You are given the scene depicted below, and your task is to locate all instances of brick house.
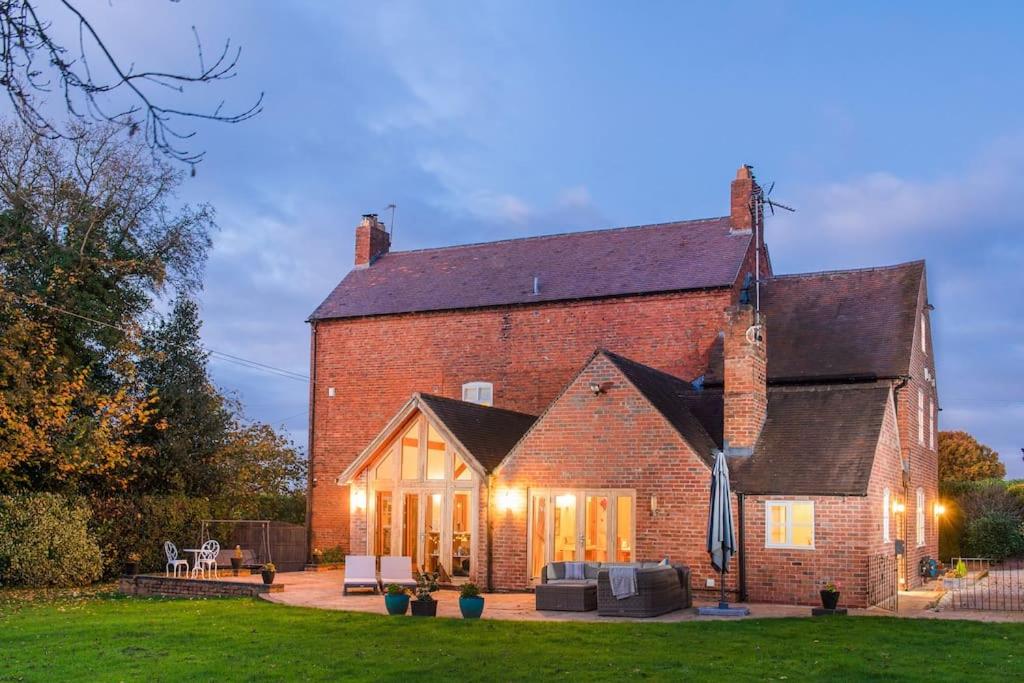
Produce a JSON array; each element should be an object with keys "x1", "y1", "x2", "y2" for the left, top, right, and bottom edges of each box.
[{"x1": 308, "y1": 166, "x2": 939, "y2": 607}]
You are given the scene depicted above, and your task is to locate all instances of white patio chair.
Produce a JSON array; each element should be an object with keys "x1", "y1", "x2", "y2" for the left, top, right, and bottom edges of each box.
[
  {"x1": 343, "y1": 555, "x2": 379, "y2": 595},
  {"x1": 192, "y1": 540, "x2": 220, "y2": 579},
  {"x1": 164, "y1": 541, "x2": 189, "y2": 578},
  {"x1": 379, "y1": 556, "x2": 417, "y2": 591}
]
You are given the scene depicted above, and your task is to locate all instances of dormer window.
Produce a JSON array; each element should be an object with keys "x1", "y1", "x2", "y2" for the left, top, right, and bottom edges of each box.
[{"x1": 462, "y1": 381, "x2": 493, "y2": 406}]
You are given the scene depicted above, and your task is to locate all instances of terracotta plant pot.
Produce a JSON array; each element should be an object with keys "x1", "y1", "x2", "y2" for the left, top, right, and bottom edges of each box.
[
  {"x1": 820, "y1": 590, "x2": 840, "y2": 610},
  {"x1": 385, "y1": 593, "x2": 410, "y2": 615},
  {"x1": 261, "y1": 570, "x2": 276, "y2": 585},
  {"x1": 230, "y1": 557, "x2": 243, "y2": 576},
  {"x1": 459, "y1": 596, "x2": 484, "y2": 619},
  {"x1": 410, "y1": 599, "x2": 438, "y2": 617}
]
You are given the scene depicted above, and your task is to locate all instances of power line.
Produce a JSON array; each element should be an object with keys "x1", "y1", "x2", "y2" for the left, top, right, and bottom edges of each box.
[{"x1": 14, "y1": 296, "x2": 310, "y2": 383}]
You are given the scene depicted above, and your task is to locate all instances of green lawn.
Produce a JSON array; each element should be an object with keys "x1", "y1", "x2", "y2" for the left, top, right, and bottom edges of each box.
[{"x1": 1, "y1": 592, "x2": 1021, "y2": 681}]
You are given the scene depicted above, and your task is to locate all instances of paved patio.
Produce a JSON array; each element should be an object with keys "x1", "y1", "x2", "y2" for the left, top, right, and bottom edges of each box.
[{"x1": 207, "y1": 568, "x2": 1024, "y2": 623}]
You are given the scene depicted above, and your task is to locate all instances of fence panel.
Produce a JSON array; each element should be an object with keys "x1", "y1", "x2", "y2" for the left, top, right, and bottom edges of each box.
[{"x1": 948, "y1": 559, "x2": 1024, "y2": 612}]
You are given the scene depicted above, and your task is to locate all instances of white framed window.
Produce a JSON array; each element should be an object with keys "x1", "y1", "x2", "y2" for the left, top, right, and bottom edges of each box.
[
  {"x1": 916, "y1": 487, "x2": 926, "y2": 547},
  {"x1": 883, "y1": 487, "x2": 891, "y2": 542},
  {"x1": 917, "y1": 389, "x2": 925, "y2": 445},
  {"x1": 929, "y1": 399, "x2": 936, "y2": 451},
  {"x1": 461, "y1": 381, "x2": 493, "y2": 406},
  {"x1": 764, "y1": 501, "x2": 814, "y2": 549},
  {"x1": 921, "y1": 312, "x2": 927, "y2": 354}
]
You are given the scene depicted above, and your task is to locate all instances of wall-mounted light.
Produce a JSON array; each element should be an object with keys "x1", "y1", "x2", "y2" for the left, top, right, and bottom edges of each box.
[
  {"x1": 588, "y1": 381, "x2": 614, "y2": 395},
  {"x1": 934, "y1": 502, "x2": 946, "y2": 516},
  {"x1": 892, "y1": 500, "x2": 906, "y2": 514},
  {"x1": 497, "y1": 488, "x2": 521, "y2": 512},
  {"x1": 351, "y1": 488, "x2": 366, "y2": 512}
]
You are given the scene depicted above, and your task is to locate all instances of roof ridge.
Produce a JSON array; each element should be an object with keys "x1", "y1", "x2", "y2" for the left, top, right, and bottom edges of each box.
[
  {"x1": 418, "y1": 392, "x2": 538, "y2": 419},
  {"x1": 380, "y1": 216, "x2": 733, "y2": 258},
  {"x1": 772, "y1": 259, "x2": 925, "y2": 281},
  {"x1": 600, "y1": 349, "x2": 695, "y2": 387}
]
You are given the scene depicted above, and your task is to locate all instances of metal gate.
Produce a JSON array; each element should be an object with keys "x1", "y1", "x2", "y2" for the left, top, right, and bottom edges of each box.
[
  {"x1": 947, "y1": 559, "x2": 1024, "y2": 611},
  {"x1": 868, "y1": 552, "x2": 899, "y2": 611}
]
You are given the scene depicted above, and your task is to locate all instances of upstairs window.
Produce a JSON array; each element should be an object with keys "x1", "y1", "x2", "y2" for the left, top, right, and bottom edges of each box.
[
  {"x1": 921, "y1": 312, "x2": 927, "y2": 354},
  {"x1": 917, "y1": 389, "x2": 925, "y2": 445},
  {"x1": 462, "y1": 381, "x2": 493, "y2": 406},
  {"x1": 929, "y1": 399, "x2": 936, "y2": 451}
]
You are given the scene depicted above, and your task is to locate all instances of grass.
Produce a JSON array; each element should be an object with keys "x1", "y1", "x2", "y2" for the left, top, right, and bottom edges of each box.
[{"x1": 1, "y1": 591, "x2": 1023, "y2": 681}]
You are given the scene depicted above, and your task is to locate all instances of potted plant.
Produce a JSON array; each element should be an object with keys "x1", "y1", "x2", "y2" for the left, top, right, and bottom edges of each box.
[
  {"x1": 311, "y1": 548, "x2": 324, "y2": 565},
  {"x1": 261, "y1": 562, "x2": 276, "y2": 585},
  {"x1": 820, "y1": 580, "x2": 840, "y2": 610},
  {"x1": 384, "y1": 583, "x2": 410, "y2": 615},
  {"x1": 410, "y1": 570, "x2": 439, "y2": 617},
  {"x1": 458, "y1": 582, "x2": 484, "y2": 619},
  {"x1": 124, "y1": 552, "x2": 140, "y2": 576},
  {"x1": 231, "y1": 545, "x2": 244, "y2": 575}
]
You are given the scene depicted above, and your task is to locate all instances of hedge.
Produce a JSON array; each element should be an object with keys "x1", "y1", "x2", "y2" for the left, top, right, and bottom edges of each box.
[
  {"x1": 0, "y1": 492, "x2": 305, "y2": 586},
  {"x1": 0, "y1": 494, "x2": 102, "y2": 587},
  {"x1": 939, "y1": 479, "x2": 1024, "y2": 561}
]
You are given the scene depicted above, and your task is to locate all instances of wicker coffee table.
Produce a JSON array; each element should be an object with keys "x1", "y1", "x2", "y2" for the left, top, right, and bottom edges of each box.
[{"x1": 535, "y1": 582, "x2": 597, "y2": 611}]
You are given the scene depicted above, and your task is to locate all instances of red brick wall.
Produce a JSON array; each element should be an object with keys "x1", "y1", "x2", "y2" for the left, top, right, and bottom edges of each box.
[
  {"x1": 722, "y1": 305, "x2": 767, "y2": 451},
  {"x1": 309, "y1": 287, "x2": 739, "y2": 552},
  {"x1": 488, "y1": 353, "x2": 732, "y2": 593},
  {"x1": 896, "y1": 268, "x2": 940, "y2": 583}
]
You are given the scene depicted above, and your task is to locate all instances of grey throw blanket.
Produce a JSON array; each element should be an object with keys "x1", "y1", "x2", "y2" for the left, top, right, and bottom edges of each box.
[
  {"x1": 609, "y1": 566, "x2": 638, "y2": 599},
  {"x1": 564, "y1": 562, "x2": 586, "y2": 580}
]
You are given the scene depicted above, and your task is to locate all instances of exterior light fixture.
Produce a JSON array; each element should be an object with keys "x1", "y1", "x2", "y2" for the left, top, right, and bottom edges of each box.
[
  {"x1": 934, "y1": 502, "x2": 946, "y2": 516},
  {"x1": 497, "y1": 488, "x2": 520, "y2": 512},
  {"x1": 892, "y1": 500, "x2": 906, "y2": 514},
  {"x1": 351, "y1": 488, "x2": 366, "y2": 512},
  {"x1": 589, "y1": 381, "x2": 614, "y2": 395}
]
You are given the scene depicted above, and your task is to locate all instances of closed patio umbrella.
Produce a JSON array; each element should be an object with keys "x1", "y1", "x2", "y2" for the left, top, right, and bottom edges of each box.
[{"x1": 706, "y1": 449, "x2": 736, "y2": 609}]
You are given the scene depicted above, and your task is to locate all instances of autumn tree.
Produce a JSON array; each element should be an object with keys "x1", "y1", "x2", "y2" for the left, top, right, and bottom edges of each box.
[
  {"x1": 938, "y1": 430, "x2": 1005, "y2": 482},
  {"x1": 0, "y1": 122, "x2": 211, "y2": 492}
]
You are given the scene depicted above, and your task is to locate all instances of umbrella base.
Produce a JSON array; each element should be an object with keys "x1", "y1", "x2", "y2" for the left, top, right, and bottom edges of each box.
[{"x1": 697, "y1": 605, "x2": 751, "y2": 617}]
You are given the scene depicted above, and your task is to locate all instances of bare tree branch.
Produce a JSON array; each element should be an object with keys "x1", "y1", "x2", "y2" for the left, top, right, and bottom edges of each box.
[{"x1": 0, "y1": 0, "x2": 262, "y2": 166}]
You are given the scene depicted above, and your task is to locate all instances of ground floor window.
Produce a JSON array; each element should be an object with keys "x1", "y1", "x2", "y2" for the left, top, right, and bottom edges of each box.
[
  {"x1": 765, "y1": 500, "x2": 814, "y2": 549},
  {"x1": 527, "y1": 489, "x2": 635, "y2": 582}
]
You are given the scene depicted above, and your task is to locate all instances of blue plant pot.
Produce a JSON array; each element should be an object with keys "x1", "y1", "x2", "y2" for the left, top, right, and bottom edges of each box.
[
  {"x1": 459, "y1": 596, "x2": 484, "y2": 619},
  {"x1": 385, "y1": 593, "x2": 409, "y2": 615}
]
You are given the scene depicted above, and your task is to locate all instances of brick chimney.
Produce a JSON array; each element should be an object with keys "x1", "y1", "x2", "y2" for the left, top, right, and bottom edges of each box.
[
  {"x1": 730, "y1": 165, "x2": 762, "y2": 234},
  {"x1": 722, "y1": 304, "x2": 767, "y2": 456},
  {"x1": 354, "y1": 213, "x2": 390, "y2": 267}
]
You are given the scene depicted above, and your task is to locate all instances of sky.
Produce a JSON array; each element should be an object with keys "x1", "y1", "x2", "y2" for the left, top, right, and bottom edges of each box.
[{"x1": 35, "y1": 1, "x2": 1024, "y2": 476}]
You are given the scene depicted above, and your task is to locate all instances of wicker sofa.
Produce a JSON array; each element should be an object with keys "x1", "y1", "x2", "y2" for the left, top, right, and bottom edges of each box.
[
  {"x1": 539, "y1": 561, "x2": 692, "y2": 617},
  {"x1": 596, "y1": 565, "x2": 691, "y2": 617}
]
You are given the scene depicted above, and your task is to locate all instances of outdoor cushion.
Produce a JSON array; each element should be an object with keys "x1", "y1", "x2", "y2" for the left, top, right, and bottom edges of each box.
[
  {"x1": 584, "y1": 563, "x2": 602, "y2": 580},
  {"x1": 546, "y1": 562, "x2": 566, "y2": 581},
  {"x1": 547, "y1": 579, "x2": 594, "y2": 586},
  {"x1": 343, "y1": 555, "x2": 379, "y2": 594}
]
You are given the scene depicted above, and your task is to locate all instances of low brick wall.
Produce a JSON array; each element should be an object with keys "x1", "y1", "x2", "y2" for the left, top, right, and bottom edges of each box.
[{"x1": 119, "y1": 574, "x2": 283, "y2": 598}]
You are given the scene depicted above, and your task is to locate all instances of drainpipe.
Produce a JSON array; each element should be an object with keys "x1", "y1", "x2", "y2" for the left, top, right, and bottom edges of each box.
[
  {"x1": 738, "y1": 492, "x2": 748, "y2": 603},
  {"x1": 305, "y1": 321, "x2": 318, "y2": 563}
]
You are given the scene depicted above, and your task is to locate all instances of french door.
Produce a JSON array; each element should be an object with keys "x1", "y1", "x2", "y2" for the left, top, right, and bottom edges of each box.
[{"x1": 528, "y1": 489, "x2": 635, "y2": 583}]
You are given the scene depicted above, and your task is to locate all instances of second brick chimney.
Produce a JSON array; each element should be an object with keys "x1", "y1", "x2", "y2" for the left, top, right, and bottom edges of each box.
[
  {"x1": 730, "y1": 164, "x2": 762, "y2": 234},
  {"x1": 354, "y1": 213, "x2": 391, "y2": 267},
  {"x1": 723, "y1": 304, "x2": 767, "y2": 456}
]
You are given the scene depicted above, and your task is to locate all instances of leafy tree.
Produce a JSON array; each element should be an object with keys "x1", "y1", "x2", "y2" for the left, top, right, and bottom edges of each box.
[
  {"x1": 134, "y1": 297, "x2": 233, "y2": 495},
  {"x1": 0, "y1": 122, "x2": 210, "y2": 492},
  {"x1": 938, "y1": 430, "x2": 1005, "y2": 482}
]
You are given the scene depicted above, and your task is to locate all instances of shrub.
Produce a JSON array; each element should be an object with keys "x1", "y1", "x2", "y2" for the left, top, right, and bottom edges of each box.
[
  {"x1": 0, "y1": 494, "x2": 102, "y2": 587},
  {"x1": 963, "y1": 512, "x2": 1024, "y2": 560},
  {"x1": 459, "y1": 582, "x2": 481, "y2": 598},
  {"x1": 321, "y1": 545, "x2": 344, "y2": 564}
]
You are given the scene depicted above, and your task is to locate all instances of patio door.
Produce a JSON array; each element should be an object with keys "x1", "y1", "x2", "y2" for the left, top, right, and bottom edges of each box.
[{"x1": 527, "y1": 489, "x2": 635, "y2": 583}]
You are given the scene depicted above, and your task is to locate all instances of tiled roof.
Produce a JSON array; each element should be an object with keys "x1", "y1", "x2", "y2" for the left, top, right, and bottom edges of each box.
[
  {"x1": 706, "y1": 261, "x2": 925, "y2": 383},
  {"x1": 309, "y1": 217, "x2": 749, "y2": 320},
  {"x1": 729, "y1": 385, "x2": 891, "y2": 496},
  {"x1": 419, "y1": 394, "x2": 537, "y2": 472},
  {"x1": 603, "y1": 351, "x2": 719, "y2": 466}
]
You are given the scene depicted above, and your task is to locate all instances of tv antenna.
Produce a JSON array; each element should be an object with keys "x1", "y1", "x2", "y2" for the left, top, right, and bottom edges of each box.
[
  {"x1": 757, "y1": 180, "x2": 796, "y2": 216},
  {"x1": 746, "y1": 166, "x2": 797, "y2": 327},
  {"x1": 385, "y1": 203, "x2": 397, "y2": 241}
]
